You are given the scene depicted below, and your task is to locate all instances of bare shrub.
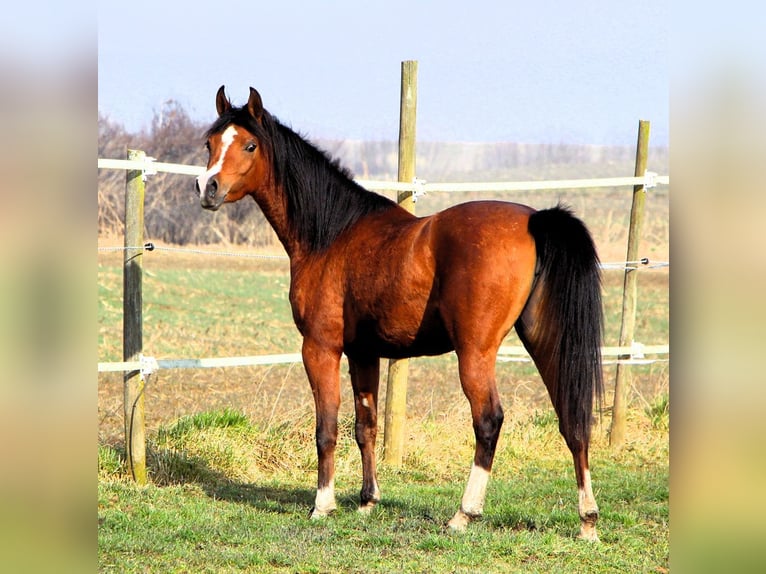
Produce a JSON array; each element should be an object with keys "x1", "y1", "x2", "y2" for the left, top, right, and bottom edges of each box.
[{"x1": 98, "y1": 101, "x2": 280, "y2": 247}]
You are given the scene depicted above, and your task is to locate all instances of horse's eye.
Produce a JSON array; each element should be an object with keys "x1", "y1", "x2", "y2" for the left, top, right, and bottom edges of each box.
[
  {"x1": 245, "y1": 142, "x2": 257, "y2": 153},
  {"x1": 204, "y1": 141, "x2": 210, "y2": 151}
]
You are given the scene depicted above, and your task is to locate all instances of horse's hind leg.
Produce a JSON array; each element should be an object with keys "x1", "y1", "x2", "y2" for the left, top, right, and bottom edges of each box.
[
  {"x1": 349, "y1": 357, "x2": 382, "y2": 513},
  {"x1": 516, "y1": 318, "x2": 600, "y2": 541},
  {"x1": 447, "y1": 350, "x2": 504, "y2": 531},
  {"x1": 545, "y1": 399, "x2": 600, "y2": 540},
  {"x1": 571, "y1": 441, "x2": 599, "y2": 541}
]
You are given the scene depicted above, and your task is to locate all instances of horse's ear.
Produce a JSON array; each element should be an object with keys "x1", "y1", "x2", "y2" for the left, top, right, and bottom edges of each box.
[
  {"x1": 215, "y1": 85, "x2": 231, "y2": 116},
  {"x1": 247, "y1": 87, "x2": 264, "y2": 122}
]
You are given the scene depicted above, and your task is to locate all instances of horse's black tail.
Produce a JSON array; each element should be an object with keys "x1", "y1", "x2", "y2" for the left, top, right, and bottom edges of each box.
[{"x1": 519, "y1": 205, "x2": 603, "y2": 445}]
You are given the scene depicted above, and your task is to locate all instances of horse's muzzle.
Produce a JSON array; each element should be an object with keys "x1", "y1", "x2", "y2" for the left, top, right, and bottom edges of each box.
[{"x1": 196, "y1": 177, "x2": 226, "y2": 210}]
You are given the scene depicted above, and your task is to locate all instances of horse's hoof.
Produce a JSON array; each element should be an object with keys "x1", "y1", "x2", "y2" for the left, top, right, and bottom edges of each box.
[
  {"x1": 356, "y1": 503, "x2": 375, "y2": 516},
  {"x1": 309, "y1": 506, "x2": 336, "y2": 520},
  {"x1": 578, "y1": 524, "x2": 600, "y2": 542},
  {"x1": 578, "y1": 511, "x2": 600, "y2": 542},
  {"x1": 357, "y1": 502, "x2": 377, "y2": 515},
  {"x1": 447, "y1": 509, "x2": 476, "y2": 532}
]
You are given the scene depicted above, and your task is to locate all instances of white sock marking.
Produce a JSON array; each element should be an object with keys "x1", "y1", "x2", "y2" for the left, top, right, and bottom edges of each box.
[
  {"x1": 314, "y1": 480, "x2": 336, "y2": 514},
  {"x1": 578, "y1": 468, "x2": 598, "y2": 515},
  {"x1": 461, "y1": 464, "x2": 490, "y2": 516}
]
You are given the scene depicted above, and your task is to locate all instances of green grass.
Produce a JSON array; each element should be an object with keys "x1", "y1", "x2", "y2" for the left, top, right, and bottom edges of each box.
[
  {"x1": 98, "y1": 480, "x2": 666, "y2": 573},
  {"x1": 99, "y1": 409, "x2": 668, "y2": 573},
  {"x1": 98, "y1": 262, "x2": 299, "y2": 362},
  {"x1": 157, "y1": 408, "x2": 251, "y2": 440},
  {"x1": 644, "y1": 394, "x2": 670, "y2": 431}
]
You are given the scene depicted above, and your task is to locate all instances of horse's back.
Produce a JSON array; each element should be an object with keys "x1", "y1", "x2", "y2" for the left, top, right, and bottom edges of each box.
[
  {"x1": 430, "y1": 200, "x2": 537, "y2": 272},
  {"x1": 352, "y1": 200, "x2": 537, "y2": 357},
  {"x1": 432, "y1": 200, "x2": 535, "y2": 240}
]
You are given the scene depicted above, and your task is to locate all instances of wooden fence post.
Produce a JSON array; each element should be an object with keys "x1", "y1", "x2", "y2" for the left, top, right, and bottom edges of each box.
[
  {"x1": 609, "y1": 120, "x2": 651, "y2": 448},
  {"x1": 124, "y1": 149, "x2": 148, "y2": 483},
  {"x1": 383, "y1": 60, "x2": 418, "y2": 466}
]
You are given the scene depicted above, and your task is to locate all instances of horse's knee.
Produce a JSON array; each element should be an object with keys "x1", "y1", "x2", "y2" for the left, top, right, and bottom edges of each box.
[
  {"x1": 473, "y1": 404, "x2": 504, "y2": 467},
  {"x1": 355, "y1": 420, "x2": 376, "y2": 448},
  {"x1": 315, "y1": 422, "x2": 337, "y2": 455},
  {"x1": 555, "y1": 413, "x2": 588, "y2": 451},
  {"x1": 475, "y1": 404, "x2": 504, "y2": 440}
]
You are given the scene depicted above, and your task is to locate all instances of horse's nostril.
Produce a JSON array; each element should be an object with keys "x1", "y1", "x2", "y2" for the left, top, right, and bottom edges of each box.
[{"x1": 206, "y1": 179, "x2": 218, "y2": 197}]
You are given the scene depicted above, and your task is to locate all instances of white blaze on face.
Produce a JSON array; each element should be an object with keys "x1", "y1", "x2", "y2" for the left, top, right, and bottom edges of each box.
[
  {"x1": 460, "y1": 463, "x2": 491, "y2": 516},
  {"x1": 196, "y1": 125, "x2": 238, "y2": 199}
]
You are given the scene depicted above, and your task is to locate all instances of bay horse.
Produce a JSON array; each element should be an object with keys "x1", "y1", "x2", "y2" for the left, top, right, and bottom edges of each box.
[{"x1": 196, "y1": 86, "x2": 604, "y2": 541}]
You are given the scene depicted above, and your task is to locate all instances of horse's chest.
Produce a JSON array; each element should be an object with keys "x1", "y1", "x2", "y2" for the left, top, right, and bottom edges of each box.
[{"x1": 288, "y1": 273, "x2": 344, "y2": 339}]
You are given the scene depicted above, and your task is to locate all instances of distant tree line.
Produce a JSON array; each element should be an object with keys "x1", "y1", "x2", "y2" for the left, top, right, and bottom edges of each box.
[{"x1": 98, "y1": 100, "x2": 668, "y2": 246}]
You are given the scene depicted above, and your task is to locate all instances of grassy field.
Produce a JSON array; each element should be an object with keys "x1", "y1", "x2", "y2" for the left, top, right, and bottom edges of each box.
[
  {"x1": 99, "y1": 405, "x2": 668, "y2": 573},
  {"x1": 98, "y1": 191, "x2": 669, "y2": 572}
]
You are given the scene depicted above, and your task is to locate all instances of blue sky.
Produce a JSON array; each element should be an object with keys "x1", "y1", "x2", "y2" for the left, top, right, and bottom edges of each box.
[{"x1": 98, "y1": 1, "x2": 668, "y2": 145}]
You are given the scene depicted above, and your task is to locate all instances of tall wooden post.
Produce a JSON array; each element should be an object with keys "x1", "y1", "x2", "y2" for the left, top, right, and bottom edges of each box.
[
  {"x1": 124, "y1": 149, "x2": 148, "y2": 483},
  {"x1": 610, "y1": 120, "x2": 651, "y2": 448},
  {"x1": 383, "y1": 60, "x2": 418, "y2": 466}
]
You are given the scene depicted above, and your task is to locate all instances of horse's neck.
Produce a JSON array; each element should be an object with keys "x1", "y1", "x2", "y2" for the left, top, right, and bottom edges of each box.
[{"x1": 251, "y1": 187, "x2": 303, "y2": 259}]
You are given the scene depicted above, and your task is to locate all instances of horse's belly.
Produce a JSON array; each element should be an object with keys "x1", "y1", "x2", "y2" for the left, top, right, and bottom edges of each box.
[
  {"x1": 346, "y1": 337, "x2": 454, "y2": 360},
  {"x1": 344, "y1": 315, "x2": 453, "y2": 360}
]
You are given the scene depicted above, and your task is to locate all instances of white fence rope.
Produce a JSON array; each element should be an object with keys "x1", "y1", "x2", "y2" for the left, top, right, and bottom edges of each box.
[
  {"x1": 98, "y1": 343, "x2": 669, "y2": 375},
  {"x1": 97, "y1": 157, "x2": 669, "y2": 194},
  {"x1": 98, "y1": 156, "x2": 669, "y2": 374}
]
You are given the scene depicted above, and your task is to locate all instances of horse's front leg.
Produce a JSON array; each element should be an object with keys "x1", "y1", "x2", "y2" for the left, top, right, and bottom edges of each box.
[
  {"x1": 302, "y1": 338, "x2": 342, "y2": 519},
  {"x1": 349, "y1": 357, "x2": 381, "y2": 513}
]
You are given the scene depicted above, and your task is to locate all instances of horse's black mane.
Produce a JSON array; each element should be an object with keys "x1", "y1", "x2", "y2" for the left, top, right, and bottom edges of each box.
[{"x1": 206, "y1": 106, "x2": 397, "y2": 252}]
